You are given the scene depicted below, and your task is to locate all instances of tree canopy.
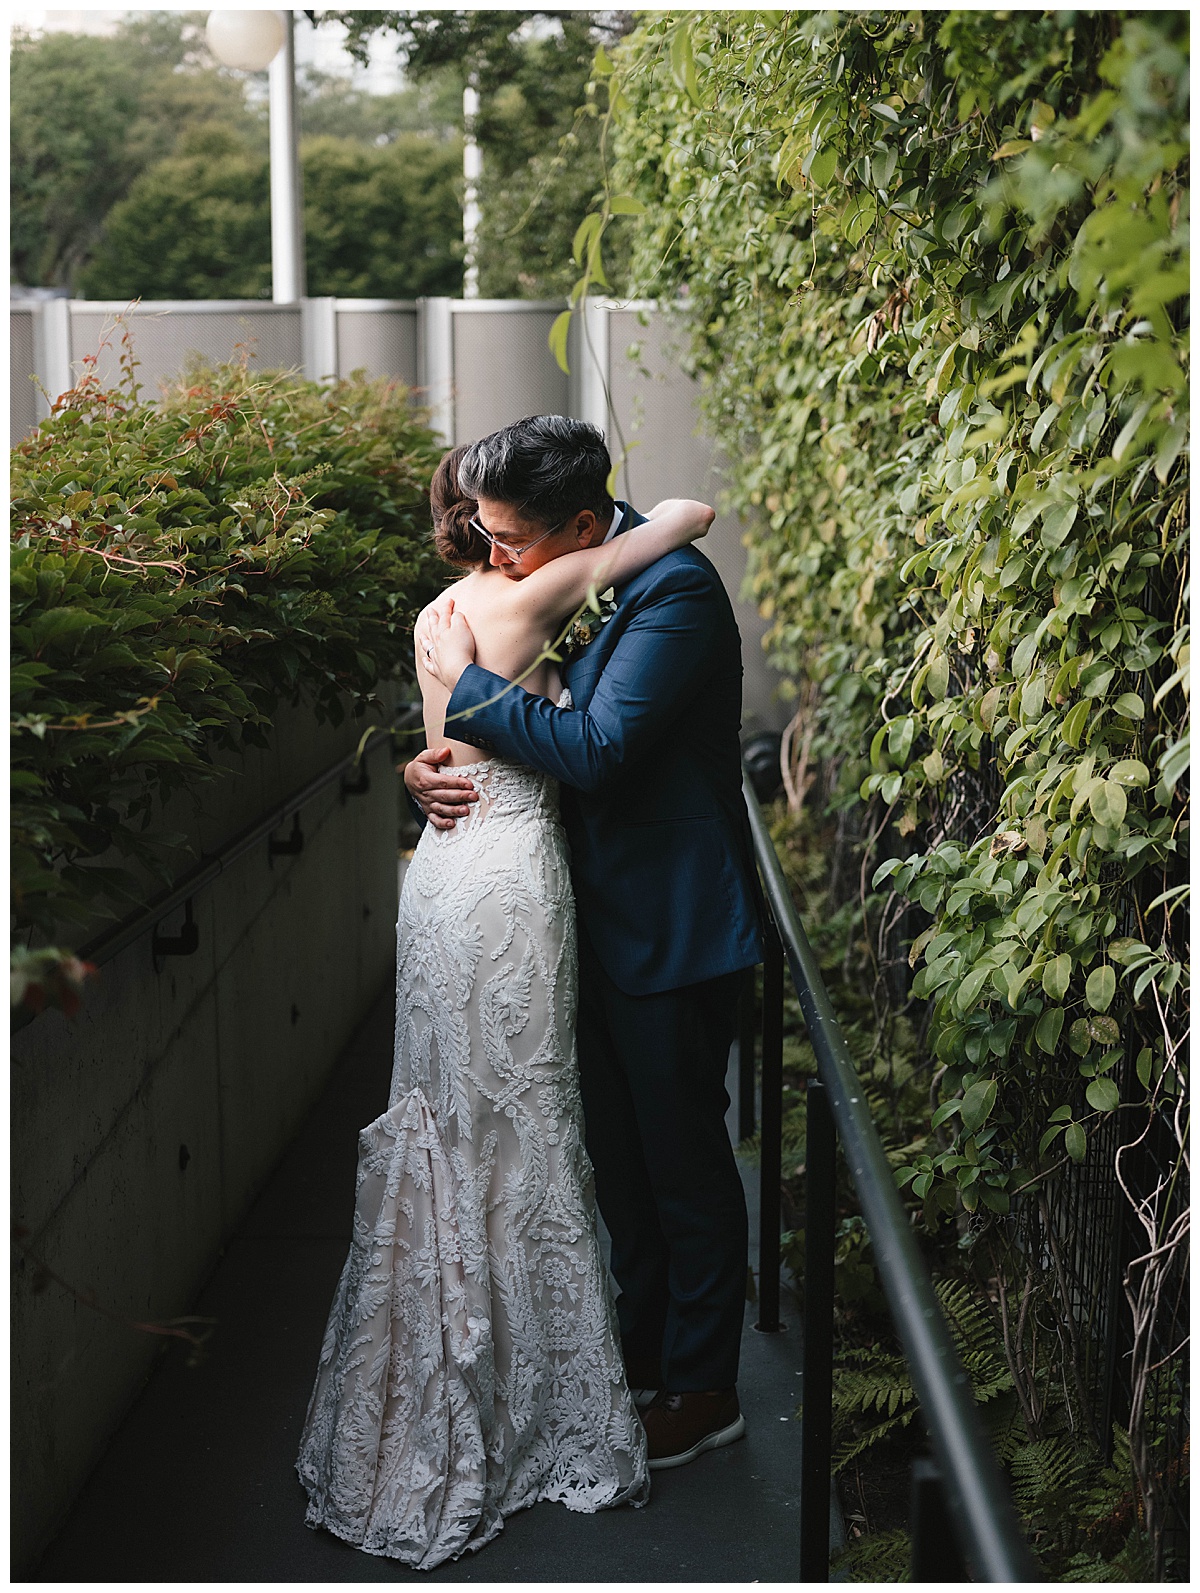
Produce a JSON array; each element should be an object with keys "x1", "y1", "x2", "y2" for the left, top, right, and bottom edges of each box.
[
  {"x1": 79, "y1": 130, "x2": 463, "y2": 300},
  {"x1": 13, "y1": 8, "x2": 634, "y2": 303},
  {"x1": 11, "y1": 14, "x2": 256, "y2": 290},
  {"x1": 12, "y1": 12, "x2": 466, "y2": 301},
  {"x1": 317, "y1": 8, "x2": 634, "y2": 296}
]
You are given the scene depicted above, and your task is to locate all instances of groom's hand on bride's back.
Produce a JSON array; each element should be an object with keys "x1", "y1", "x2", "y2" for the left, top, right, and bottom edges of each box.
[{"x1": 402, "y1": 747, "x2": 479, "y2": 830}]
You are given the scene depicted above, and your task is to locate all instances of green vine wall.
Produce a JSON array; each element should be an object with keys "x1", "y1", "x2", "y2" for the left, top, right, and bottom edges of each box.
[{"x1": 574, "y1": 8, "x2": 1188, "y2": 1576}]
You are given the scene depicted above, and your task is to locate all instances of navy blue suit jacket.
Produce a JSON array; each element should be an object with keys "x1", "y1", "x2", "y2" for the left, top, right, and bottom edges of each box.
[{"x1": 445, "y1": 504, "x2": 763, "y2": 997}]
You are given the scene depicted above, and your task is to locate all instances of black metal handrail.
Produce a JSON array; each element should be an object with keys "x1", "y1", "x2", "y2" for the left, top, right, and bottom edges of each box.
[{"x1": 740, "y1": 771, "x2": 1038, "y2": 1583}]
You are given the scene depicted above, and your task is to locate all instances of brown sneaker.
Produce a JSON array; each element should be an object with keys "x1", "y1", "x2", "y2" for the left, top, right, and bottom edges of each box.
[{"x1": 642, "y1": 1389, "x2": 745, "y2": 1470}]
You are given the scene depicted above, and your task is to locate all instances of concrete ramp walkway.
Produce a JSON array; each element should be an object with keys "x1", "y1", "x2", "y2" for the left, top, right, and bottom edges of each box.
[{"x1": 34, "y1": 986, "x2": 808, "y2": 1583}]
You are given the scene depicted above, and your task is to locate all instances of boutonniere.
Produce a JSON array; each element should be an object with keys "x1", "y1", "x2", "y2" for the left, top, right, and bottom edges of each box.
[{"x1": 562, "y1": 586, "x2": 617, "y2": 656}]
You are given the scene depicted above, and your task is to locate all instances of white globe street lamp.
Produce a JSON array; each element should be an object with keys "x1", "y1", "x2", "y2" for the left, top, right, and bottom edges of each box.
[
  {"x1": 205, "y1": 10, "x2": 306, "y2": 303},
  {"x1": 205, "y1": 9, "x2": 285, "y2": 71}
]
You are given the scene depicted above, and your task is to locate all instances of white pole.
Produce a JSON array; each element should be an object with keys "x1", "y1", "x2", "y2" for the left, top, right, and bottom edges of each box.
[
  {"x1": 462, "y1": 77, "x2": 481, "y2": 299},
  {"x1": 269, "y1": 11, "x2": 305, "y2": 303}
]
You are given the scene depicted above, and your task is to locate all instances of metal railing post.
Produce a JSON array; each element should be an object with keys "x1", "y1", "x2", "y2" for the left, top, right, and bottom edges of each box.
[
  {"x1": 300, "y1": 295, "x2": 338, "y2": 380},
  {"x1": 567, "y1": 295, "x2": 612, "y2": 433},
  {"x1": 34, "y1": 296, "x2": 73, "y2": 415},
  {"x1": 911, "y1": 1456, "x2": 970, "y2": 1581},
  {"x1": 756, "y1": 913, "x2": 784, "y2": 1333},
  {"x1": 268, "y1": 12, "x2": 306, "y2": 303},
  {"x1": 737, "y1": 965, "x2": 757, "y2": 1142},
  {"x1": 800, "y1": 1078, "x2": 836, "y2": 1580}
]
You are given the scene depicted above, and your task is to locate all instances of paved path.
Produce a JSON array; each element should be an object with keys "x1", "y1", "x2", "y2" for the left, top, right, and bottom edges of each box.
[{"x1": 35, "y1": 987, "x2": 811, "y2": 1583}]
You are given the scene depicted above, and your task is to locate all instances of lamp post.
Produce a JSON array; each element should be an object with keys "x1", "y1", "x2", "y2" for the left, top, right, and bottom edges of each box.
[{"x1": 205, "y1": 10, "x2": 306, "y2": 303}]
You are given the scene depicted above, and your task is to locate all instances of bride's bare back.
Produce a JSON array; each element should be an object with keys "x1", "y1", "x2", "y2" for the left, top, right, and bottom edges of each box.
[
  {"x1": 416, "y1": 568, "x2": 567, "y2": 763},
  {"x1": 415, "y1": 500, "x2": 714, "y2": 766}
]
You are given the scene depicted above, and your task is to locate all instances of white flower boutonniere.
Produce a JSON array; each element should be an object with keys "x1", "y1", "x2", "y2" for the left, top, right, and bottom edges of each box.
[{"x1": 562, "y1": 586, "x2": 617, "y2": 657}]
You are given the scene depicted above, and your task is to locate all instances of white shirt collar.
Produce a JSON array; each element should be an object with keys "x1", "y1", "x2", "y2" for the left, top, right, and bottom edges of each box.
[{"x1": 601, "y1": 502, "x2": 627, "y2": 544}]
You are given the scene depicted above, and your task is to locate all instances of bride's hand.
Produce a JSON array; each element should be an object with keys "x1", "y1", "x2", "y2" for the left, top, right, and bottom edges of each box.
[{"x1": 417, "y1": 597, "x2": 476, "y2": 690}]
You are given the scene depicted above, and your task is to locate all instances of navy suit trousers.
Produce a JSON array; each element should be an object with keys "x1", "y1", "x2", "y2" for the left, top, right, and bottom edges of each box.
[{"x1": 575, "y1": 923, "x2": 748, "y2": 1392}]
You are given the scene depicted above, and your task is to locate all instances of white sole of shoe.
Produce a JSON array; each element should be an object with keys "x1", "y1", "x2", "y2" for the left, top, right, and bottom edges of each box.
[
  {"x1": 647, "y1": 1411, "x2": 746, "y2": 1470},
  {"x1": 631, "y1": 1387, "x2": 660, "y2": 1412}
]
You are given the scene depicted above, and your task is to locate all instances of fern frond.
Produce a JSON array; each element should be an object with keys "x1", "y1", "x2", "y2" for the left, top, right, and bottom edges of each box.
[
  {"x1": 830, "y1": 1342, "x2": 918, "y2": 1471},
  {"x1": 833, "y1": 1526, "x2": 912, "y2": 1583},
  {"x1": 981, "y1": 1389, "x2": 1028, "y2": 1466},
  {"x1": 833, "y1": 1407, "x2": 918, "y2": 1471},
  {"x1": 1011, "y1": 1435, "x2": 1086, "y2": 1506},
  {"x1": 1061, "y1": 1530, "x2": 1154, "y2": 1582}
]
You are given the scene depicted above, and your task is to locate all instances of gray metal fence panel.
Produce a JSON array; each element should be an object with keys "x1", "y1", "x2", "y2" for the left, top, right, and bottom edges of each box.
[
  {"x1": 11, "y1": 307, "x2": 38, "y2": 446},
  {"x1": 603, "y1": 305, "x2": 785, "y2": 734},
  {"x1": 450, "y1": 302, "x2": 568, "y2": 445},
  {"x1": 334, "y1": 301, "x2": 418, "y2": 386},
  {"x1": 68, "y1": 302, "x2": 304, "y2": 395},
  {"x1": 605, "y1": 305, "x2": 698, "y2": 506}
]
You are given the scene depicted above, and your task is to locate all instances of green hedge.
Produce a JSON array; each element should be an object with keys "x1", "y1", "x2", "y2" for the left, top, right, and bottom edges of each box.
[
  {"x1": 590, "y1": 9, "x2": 1188, "y2": 1577},
  {"x1": 11, "y1": 343, "x2": 444, "y2": 949}
]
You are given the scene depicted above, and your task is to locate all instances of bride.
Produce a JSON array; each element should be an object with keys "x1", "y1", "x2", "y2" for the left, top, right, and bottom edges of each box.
[{"x1": 295, "y1": 446, "x2": 715, "y2": 1568}]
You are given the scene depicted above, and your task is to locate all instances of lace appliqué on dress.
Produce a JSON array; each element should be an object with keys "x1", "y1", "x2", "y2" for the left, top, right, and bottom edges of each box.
[{"x1": 296, "y1": 696, "x2": 648, "y2": 1568}]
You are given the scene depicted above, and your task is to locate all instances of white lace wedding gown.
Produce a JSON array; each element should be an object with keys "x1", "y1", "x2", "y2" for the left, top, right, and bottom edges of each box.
[{"x1": 296, "y1": 705, "x2": 648, "y2": 1568}]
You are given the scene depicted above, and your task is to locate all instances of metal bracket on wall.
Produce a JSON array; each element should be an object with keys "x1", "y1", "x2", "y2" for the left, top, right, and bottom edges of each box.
[
  {"x1": 30, "y1": 725, "x2": 397, "y2": 1002},
  {"x1": 152, "y1": 898, "x2": 199, "y2": 960},
  {"x1": 268, "y1": 813, "x2": 304, "y2": 861},
  {"x1": 339, "y1": 761, "x2": 370, "y2": 800},
  {"x1": 910, "y1": 1456, "x2": 970, "y2": 1581}
]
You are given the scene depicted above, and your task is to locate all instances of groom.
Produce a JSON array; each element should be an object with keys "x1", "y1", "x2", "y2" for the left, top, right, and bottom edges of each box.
[{"x1": 408, "y1": 414, "x2": 763, "y2": 1469}]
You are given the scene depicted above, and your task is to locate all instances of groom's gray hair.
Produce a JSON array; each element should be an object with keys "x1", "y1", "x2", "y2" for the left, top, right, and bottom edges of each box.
[{"x1": 457, "y1": 415, "x2": 615, "y2": 529}]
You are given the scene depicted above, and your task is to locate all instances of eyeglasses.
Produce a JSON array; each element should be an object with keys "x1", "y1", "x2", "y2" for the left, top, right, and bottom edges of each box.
[{"x1": 469, "y1": 513, "x2": 573, "y2": 563}]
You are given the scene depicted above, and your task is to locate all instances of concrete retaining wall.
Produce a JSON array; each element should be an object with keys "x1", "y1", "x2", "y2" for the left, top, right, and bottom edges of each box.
[{"x1": 11, "y1": 699, "x2": 405, "y2": 1573}]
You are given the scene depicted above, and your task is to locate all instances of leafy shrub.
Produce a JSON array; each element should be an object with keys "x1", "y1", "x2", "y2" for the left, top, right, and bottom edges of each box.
[
  {"x1": 9, "y1": 945, "x2": 96, "y2": 1018},
  {"x1": 11, "y1": 335, "x2": 445, "y2": 945}
]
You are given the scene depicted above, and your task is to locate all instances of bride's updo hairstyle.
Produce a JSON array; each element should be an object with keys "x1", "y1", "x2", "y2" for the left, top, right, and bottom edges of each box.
[{"x1": 430, "y1": 445, "x2": 489, "y2": 568}]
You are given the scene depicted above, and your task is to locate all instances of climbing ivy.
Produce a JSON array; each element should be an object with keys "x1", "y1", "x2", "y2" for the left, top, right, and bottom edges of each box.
[
  {"x1": 574, "y1": 9, "x2": 1188, "y2": 1575},
  {"x1": 602, "y1": 3, "x2": 1188, "y2": 1192}
]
